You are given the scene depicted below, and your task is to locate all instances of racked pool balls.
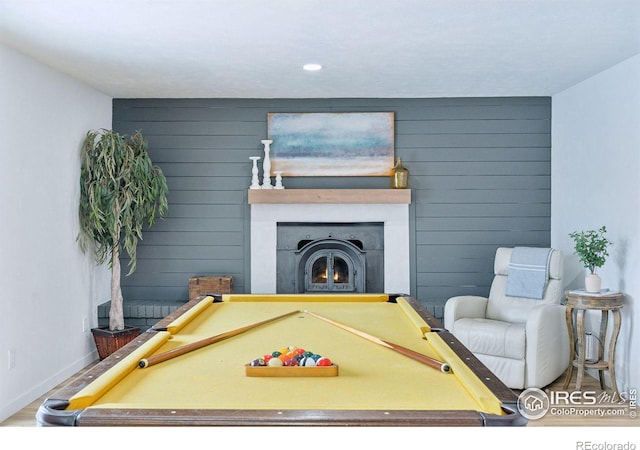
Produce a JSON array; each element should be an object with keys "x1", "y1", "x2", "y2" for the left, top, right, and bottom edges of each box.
[{"x1": 251, "y1": 346, "x2": 332, "y2": 368}]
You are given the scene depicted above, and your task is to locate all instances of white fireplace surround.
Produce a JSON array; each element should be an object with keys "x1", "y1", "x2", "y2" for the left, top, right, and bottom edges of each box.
[{"x1": 249, "y1": 191, "x2": 411, "y2": 294}]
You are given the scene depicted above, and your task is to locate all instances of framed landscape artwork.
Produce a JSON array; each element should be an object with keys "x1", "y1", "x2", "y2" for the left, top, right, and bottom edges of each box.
[{"x1": 267, "y1": 112, "x2": 395, "y2": 176}]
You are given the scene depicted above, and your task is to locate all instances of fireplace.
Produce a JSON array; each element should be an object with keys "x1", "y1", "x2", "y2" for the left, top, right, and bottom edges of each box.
[
  {"x1": 300, "y1": 240, "x2": 363, "y2": 292},
  {"x1": 249, "y1": 189, "x2": 411, "y2": 294},
  {"x1": 276, "y1": 222, "x2": 383, "y2": 293}
]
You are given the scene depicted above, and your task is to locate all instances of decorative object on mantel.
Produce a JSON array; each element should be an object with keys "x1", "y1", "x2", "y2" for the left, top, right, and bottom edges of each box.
[
  {"x1": 249, "y1": 156, "x2": 261, "y2": 189},
  {"x1": 391, "y1": 157, "x2": 409, "y2": 189},
  {"x1": 274, "y1": 171, "x2": 285, "y2": 189},
  {"x1": 267, "y1": 112, "x2": 395, "y2": 176},
  {"x1": 261, "y1": 139, "x2": 273, "y2": 189},
  {"x1": 569, "y1": 226, "x2": 612, "y2": 293}
]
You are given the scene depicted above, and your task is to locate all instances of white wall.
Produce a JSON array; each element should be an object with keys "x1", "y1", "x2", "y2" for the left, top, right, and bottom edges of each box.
[
  {"x1": 0, "y1": 45, "x2": 112, "y2": 421},
  {"x1": 552, "y1": 53, "x2": 640, "y2": 395}
]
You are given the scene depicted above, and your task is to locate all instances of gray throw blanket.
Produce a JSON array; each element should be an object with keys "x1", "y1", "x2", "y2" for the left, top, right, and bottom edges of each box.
[{"x1": 505, "y1": 247, "x2": 553, "y2": 299}]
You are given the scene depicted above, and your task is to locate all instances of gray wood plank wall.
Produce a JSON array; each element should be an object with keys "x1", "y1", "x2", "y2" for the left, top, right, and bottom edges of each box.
[{"x1": 113, "y1": 97, "x2": 550, "y2": 318}]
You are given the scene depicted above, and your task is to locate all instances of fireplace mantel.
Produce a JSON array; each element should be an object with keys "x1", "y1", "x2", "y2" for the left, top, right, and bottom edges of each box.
[
  {"x1": 248, "y1": 189, "x2": 411, "y2": 204},
  {"x1": 249, "y1": 189, "x2": 411, "y2": 294}
]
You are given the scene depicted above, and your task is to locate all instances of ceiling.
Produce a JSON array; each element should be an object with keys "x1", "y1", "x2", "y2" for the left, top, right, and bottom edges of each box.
[{"x1": 1, "y1": 0, "x2": 639, "y2": 99}]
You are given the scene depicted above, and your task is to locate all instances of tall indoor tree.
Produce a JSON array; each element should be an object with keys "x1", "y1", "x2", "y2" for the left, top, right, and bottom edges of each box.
[{"x1": 78, "y1": 129, "x2": 168, "y2": 331}]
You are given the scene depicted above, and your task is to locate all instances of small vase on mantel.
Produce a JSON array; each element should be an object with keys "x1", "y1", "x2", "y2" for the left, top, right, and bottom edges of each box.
[
  {"x1": 391, "y1": 157, "x2": 409, "y2": 189},
  {"x1": 585, "y1": 273, "x2": 602, "y2": 293}
]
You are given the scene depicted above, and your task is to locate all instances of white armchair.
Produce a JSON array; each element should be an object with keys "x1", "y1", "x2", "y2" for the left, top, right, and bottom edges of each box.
[{"x1": 444, "y1": 247, "x2": 569, "y2": 389}]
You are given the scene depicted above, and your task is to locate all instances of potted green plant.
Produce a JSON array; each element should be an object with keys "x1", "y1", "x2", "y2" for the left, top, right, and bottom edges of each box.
[
  {"x1": 78, "y1": 129, "x2": 168, "y2": 359},
  {"x1": 569, "y1": 226, "x2": 612, "y2": 293}
]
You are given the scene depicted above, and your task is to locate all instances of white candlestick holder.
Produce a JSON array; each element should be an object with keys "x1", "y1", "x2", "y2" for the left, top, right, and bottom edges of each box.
[
  {"x1": 274, "y1": 171, "x2": 284, "y2": 189},
  {"x1": 249, "y1": 156, "x2": 261, "y2": 189},
  {"x1": 261, "y1": 139, "x2": 273, "y2": 189}
]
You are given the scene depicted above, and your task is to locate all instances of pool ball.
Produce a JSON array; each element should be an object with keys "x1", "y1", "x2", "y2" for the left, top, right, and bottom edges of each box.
[
  {"x1": 299, "y1": 357, "x2": 316, "y2": 367},
  {"x1": 268, "y1": 357, "x2": 283, "y2": 367},
  {"x1": 316, "y1": 357, "x2": 332, "y2": 366}
]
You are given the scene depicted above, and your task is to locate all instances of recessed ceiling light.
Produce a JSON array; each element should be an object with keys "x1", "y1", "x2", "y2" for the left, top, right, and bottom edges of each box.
[{"x1": 303, "y1": 64, "x2": 323, "y2": 71}]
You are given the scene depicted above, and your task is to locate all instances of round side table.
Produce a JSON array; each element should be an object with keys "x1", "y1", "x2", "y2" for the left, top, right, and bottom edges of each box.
[{"x1": 562, "y1": 290, "x2": 623, "y2": 394}]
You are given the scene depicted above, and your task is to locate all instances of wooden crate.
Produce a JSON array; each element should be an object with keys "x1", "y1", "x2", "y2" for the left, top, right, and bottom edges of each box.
[{"x1": 189, "y1": 276, "x2": 233, "y2": 299}]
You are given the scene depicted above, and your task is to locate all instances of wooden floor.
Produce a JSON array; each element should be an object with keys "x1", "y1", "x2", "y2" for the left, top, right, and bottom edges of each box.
[{"x1": 1, "y1": 362, "x2": 637, "y2": 427}]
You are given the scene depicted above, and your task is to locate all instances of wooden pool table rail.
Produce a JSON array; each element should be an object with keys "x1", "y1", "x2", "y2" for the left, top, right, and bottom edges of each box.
[{"x1": 40, "y1": 401, "x2": 522, "y2": 426}]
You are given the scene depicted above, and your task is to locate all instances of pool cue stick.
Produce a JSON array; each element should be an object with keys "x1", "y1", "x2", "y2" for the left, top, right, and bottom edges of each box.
[
  {"x1": 138, "y1": 310, "x2": 301, "y2": 368},
  {"x1": 304, "y1": 310, "x2": 451, "y2": 373}
]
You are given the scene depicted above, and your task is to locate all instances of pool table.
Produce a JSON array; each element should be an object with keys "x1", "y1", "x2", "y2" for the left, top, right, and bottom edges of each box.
[{"x1": 37, "y1": 294, "x2": 526, "y2": 426}]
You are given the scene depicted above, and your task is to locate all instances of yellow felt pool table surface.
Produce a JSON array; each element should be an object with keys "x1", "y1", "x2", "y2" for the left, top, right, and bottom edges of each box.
[{"x1": 37, "y1": 294, "x2": 525, "y2": 426}]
